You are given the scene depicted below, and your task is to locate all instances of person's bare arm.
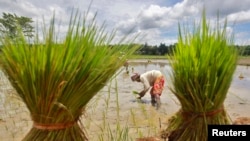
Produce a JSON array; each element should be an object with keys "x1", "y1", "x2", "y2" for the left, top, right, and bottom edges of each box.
[{"x1": 137, "y1": 77, "x2": 150, "y2": 99}]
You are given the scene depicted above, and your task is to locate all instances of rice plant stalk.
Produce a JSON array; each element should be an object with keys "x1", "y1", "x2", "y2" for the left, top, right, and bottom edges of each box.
[
  {"x1": 165, "y1": 11, "x2": 238, "y2": 141},
  {"x1": 0, "y1": 11, "x2": 138, "y2": 141}
]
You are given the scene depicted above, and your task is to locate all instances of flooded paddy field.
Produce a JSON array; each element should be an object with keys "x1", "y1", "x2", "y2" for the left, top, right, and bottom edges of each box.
[{"x1": 0, "y1": 59, "x2": 249, "y2": 140}]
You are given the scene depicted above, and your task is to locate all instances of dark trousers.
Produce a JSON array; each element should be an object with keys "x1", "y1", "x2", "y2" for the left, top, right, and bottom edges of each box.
[{"x1": 151, "y1": 94, "x2": 161, "y2": 109}]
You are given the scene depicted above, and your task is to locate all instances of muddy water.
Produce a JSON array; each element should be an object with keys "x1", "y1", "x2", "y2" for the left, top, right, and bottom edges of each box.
[
  {"x1": 0, "y1": 59, "x2": 249, "y2": 140},
  {"x1": 83, "y1": 59, "x2": 250, "y2": 140}
]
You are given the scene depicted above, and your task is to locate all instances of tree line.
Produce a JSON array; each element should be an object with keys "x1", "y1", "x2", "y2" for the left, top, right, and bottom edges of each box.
[
  {"x1": 136, "y1": 43, "x2": 176, "y2": 55},
  {"x1": 135, "y1": 43, "x2": 250, "y2": 56},
  {"x1": 0, "y1": 12, "x2": 250, "y2": 56}
]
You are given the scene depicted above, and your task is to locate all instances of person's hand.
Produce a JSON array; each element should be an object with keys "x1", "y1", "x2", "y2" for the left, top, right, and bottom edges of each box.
[{"x1": 139, "y1": 91, "x2": 145, "y2": 97}]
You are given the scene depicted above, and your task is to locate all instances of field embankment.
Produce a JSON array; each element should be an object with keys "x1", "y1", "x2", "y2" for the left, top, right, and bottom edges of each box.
[{"x1": 130, "y1": 55, "x2": 250, "y2": 65}]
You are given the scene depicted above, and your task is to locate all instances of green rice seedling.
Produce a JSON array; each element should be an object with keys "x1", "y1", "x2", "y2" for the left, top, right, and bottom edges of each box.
[
  {"x1": 104, "y1": 122, "x2": 132, "y2": 141},
  {"x1": 101, "y1": 109, "x2": 107, "y2": 130},
  {"x1": 165, "y1": 11, "x2": 238, "y2": 141},
  {"x1": 94, "y1": 77, "x2": 133, "y2": 141},
  {"x1": 0, "y1": 10, "x2": 138, "y2": 141},
  {"x1": 138, "y1": 131, "x2": 143, "y2": 138},
  {"x1": 130, "y1": 109, "x2": 136, "y2": 126},
  {"x1": 104, "y1": 80, "x2": 112, "y2": 111},
  {"x1": 140, "y1": 103, "x2": 148, "y2": 118},
  {"x1": 114, "y1": 78, "x2": 120, "y2": 119},
  {"x1": 132, "y1": 90, "x2": 140, "y2": 95}
]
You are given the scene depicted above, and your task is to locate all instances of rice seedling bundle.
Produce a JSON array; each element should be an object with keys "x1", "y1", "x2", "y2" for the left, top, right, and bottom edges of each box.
[
  {"x1": 0, "y1": 11, "x2": 138, "y2": 141},
  {"x1": 165, "y1": 12, "x2": 238, "y2": 141}
]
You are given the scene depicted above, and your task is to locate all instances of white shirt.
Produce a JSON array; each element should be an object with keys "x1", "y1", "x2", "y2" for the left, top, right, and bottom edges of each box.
[{"x1": 140, "y1": 70, "x2": 162, "y2": 91}]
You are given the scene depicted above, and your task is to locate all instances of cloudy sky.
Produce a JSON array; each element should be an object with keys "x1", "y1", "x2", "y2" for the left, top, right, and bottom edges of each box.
[{"x1": 1, "y1": 0, "x2": 250, "y2": 45}]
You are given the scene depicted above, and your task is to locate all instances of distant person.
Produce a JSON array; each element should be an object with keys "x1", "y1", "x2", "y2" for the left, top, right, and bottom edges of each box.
[
  {"x1": 131, "y1": 70, "x2": 165, "y2": 108},
  {"x1": 123, "y1": 59, "x2": 129, "y2": 74}
]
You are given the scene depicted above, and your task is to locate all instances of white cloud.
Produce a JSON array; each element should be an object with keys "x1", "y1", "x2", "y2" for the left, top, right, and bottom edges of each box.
[
  {"x1": 138, "y1": 5, "x2": 172, "y2": 29},
  {"x1": 116, "y1": 19, "x2": 138, "y2": 34},
  {"x1": 0, "y1": 0, "x2": 42, "y2": 17},
  {"x1": 114, "y1": 0, "x2": 202, "y2": 44},
  {"x1": 235, "y1": 31, "x2": 250, "y2": 45},
  {"x1": 204, "y1": 0, "x2": 250, "y2": 16},
  {"x1": 168, "y1": 0, "x2": 201, "y2": 18},
  {"x1": 227, "y1": 10, "x2": 250, "y2": 23},
  {"x1": 0, "y1": 0, "x2": 250, "y2": 45},
  {"x1": 136, "y1": 0, "x2": 201, "y2": 29}
]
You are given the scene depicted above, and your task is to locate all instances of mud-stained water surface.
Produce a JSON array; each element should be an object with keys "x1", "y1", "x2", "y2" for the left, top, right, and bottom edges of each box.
[
  {"x1": 83, "y1": 59, "x2": 250, "y2": 140},
  {"x1": 0, "y1": 59, "x2": 249, "y2": 140}
]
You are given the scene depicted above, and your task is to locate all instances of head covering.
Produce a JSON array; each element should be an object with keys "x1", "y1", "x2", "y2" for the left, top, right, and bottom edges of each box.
[{"x1": 131, "y1": 73, "x2": 140, "y2": 81}]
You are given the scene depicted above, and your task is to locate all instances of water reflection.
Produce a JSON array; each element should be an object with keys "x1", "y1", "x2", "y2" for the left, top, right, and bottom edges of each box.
[
  {"x1": 127, "y1": 59, "x2": 250, "y2": 83},
  {"x1": 92, "y1": 60, "x2": 250, "y2": 140},
  {"x1": 117, "y1": 60, "x2": 250, "y2": 111}
]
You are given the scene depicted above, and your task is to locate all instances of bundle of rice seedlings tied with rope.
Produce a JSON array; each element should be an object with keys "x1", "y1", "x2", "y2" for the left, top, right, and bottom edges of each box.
[
  {"x1": 164, "y1": 11, "x2": 238, "y2": 141},
  {"x1": 0, "y1": 11, "x2": 138, "y2": 141}
]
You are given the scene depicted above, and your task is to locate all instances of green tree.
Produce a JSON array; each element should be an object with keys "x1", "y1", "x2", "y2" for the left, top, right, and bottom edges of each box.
[
  {"x1": 0, "y1": 12, "x2": 34, "y2": 38},
  {"x1": 158, "y1": 43, "x2": 167, "y2": 55}
]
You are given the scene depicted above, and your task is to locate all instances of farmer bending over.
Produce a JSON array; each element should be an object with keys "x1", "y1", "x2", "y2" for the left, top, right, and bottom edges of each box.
[
  {"x1": 131, "y1": 70, "x2": 165, "y2": 108},
  {"x1": 123, "y1": 59, "x2": 129, "y2": 74}
]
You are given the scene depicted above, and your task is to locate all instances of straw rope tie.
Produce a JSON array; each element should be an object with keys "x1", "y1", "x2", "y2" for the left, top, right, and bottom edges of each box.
[
  {"x1": 181, "y1": 106, "x2": 224, "y2": 118},
  {"x1": 33, "y1": 121, "x2": 76, "y2": 130}
]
